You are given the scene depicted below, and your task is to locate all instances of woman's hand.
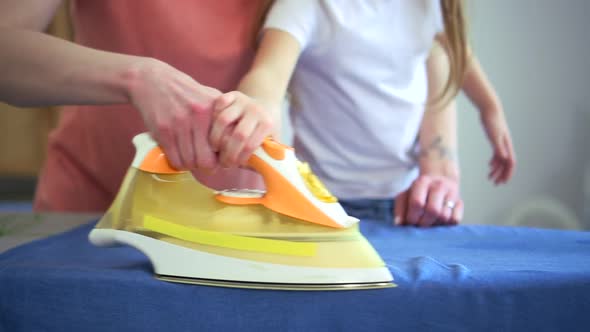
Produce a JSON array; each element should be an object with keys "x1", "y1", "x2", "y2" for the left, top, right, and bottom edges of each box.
[{"x1": 128, "y1": 59, "x2": 222, "y2": 171}]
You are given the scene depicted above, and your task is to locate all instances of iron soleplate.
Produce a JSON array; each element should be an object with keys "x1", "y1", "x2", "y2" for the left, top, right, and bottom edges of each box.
[{"x1": 156, "y1": 274, "x2": 396, "y2": 291}]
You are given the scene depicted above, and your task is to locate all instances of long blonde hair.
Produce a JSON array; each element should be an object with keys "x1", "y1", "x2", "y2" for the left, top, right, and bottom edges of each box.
[{"x1": 435, "y1": 0, "x2": 469, "y2": 105}]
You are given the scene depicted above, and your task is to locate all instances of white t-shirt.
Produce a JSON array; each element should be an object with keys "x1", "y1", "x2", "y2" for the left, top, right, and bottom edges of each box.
[{"x1": 264, "y1": 0, "x2": 444, "y2": 199}]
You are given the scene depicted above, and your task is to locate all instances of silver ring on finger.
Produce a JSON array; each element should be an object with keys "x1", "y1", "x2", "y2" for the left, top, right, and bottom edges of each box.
[{"x1": 444, "y1": 200, "x2": 456, "y2": 210}]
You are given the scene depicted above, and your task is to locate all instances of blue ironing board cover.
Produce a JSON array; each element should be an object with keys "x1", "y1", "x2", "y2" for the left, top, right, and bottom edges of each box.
[{"x1": 1, "y1": 219, "x2": 589, "y2": 332}]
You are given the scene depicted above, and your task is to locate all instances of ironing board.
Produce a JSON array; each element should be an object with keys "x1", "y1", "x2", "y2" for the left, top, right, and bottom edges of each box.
[{"x1": 1, "y1": 214, "x2": 589, "y2": 332}]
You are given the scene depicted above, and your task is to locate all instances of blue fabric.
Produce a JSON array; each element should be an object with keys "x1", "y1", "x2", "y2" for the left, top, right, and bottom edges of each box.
[
  {"x1": 339, "y1": 199, "x2": 394, "y2": 224},
  {"x1": 1, "y1": 219, "x2": 590, "y2": 332}
]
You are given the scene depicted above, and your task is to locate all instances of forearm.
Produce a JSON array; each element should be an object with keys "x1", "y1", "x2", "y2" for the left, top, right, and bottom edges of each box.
[
  {"x1": 234, "y1": 29, "x2": 302, "y2": 138},
  {"x1": 462, "y1": 52, "x2": 502, "y2": 115},
  {"x1": 419, "y1": 41, "x2": 460, "y2": 179},
  {"x1": 0, "y1": 28, "x2": 152, "y2": 107},
  {"x1": 237, "y1": 67, "x2": 286, "y2": 136},
  {"x1": 418, "y1": 100, "x2": 459, "y2": 179}
]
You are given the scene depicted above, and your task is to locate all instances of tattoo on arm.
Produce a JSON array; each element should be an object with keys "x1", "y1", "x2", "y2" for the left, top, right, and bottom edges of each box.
[{"x1": 418, "y1": 136, "x2": 457, "y2": 161}]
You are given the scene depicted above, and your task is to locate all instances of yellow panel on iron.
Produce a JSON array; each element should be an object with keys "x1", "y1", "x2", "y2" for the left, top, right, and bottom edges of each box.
[
  {"x1": 129, "y1": 170, "x2": 358, "y2": 238},
  {"x1": 134, "y1": 228, "x2": 384, "y2": 269},
  {"x1": 143, "y1": 215, "x2": 317, "y2": 257}
]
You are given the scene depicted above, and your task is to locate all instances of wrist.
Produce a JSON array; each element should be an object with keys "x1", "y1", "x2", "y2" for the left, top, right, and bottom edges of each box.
[
  {"x1": 419, "y1": 157, "x2": 460, "y2": 181},
  {"x1": 239, "y1": 93, "x2": 282, "y2": 136},
  {"x1": 121, "y1": 57, "x2": 166, "y2": 104},
  {"x1": 258, "y1": 99, "x2": 282, "y2": 138}
]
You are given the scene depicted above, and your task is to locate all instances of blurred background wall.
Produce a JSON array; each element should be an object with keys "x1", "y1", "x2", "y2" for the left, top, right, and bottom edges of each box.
[
  {"x1": 1, "y1": 1, "x2": 588, "y2": 229},
  {"x1": 455, "y1": 0, "x2": 590, "y2": 229}
]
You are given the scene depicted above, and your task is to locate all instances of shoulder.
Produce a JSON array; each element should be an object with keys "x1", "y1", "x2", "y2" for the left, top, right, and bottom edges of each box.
[{"x1": 263, "y1": 0, "x2": 328, "y2": 50}]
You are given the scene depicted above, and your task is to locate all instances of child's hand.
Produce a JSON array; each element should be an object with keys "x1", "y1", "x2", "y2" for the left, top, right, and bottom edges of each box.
[
  {"x1": 209, "y1": 91, "x2": 275, "y2": 167},
  {"x1": 480, "y1": 108, "x2": 516, "y2": 185}
]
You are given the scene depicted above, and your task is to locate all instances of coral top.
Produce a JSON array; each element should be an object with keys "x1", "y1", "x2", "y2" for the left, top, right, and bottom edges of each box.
[{"x1": 35, "y1": 0, "x2": 262, "y2": 212}]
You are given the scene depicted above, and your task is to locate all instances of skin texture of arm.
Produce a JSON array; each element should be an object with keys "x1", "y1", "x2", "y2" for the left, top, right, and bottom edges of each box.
[
  {"x1": 0, "y1": 0, "x2": 222, "y2": 171},
  {"x1": 0, "y1": 0, "x2": 134, "y2": 106},
  {"x1": 395, "y1": 39, "x2": 464, "y2": 227},
  {"x1": 435, "y1": 33, "x2": 515, "y2": 184},
  {"x1": 462, "y1": 52, "x2": 516, "y2": 184},
  {"x1": 209, "y1": 28, "x2": 302, "y2": 166}
]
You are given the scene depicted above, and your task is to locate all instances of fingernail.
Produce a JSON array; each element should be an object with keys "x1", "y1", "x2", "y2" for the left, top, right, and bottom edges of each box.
[{"x1": 394, "y1": 216, "x2": 401, "y2": 225}]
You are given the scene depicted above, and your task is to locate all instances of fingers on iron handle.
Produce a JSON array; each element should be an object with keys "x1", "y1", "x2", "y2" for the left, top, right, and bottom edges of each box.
[
  {"x1": 162, "y1": 142, "x2": 182, "y2": 170},
  {"x1": 225, "y1": 116, "x2": 257, "y2": 167},
  {"x1": 192, "y1": 127, "x2": 217, "y2": 170},
  {"x1": 178, "y1": 131, "x2": 196, "y2": 169},
  {"x1": 210, "y1": 104, "x2": 242, "y2": 151},
  {"x1": 156, "y1": 129, "x2": 183, "y2": 170},
  {"x1": 170, "y1": 116, "x2": 194, "y2": 168},
  {"x1": 218, "y1": 124, "x2": 239, "y2": 167},
  {"x1": 188, "y1": 109, "x2": 219, "y2": 170},
  {"x1": 238, "y1": 124, "x2": 269, "y2": 166}
]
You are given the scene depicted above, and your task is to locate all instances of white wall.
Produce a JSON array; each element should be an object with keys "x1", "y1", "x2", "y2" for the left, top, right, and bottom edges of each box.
[{"x1": 458, "y1": 0, "x2": 590, "y2": 228}]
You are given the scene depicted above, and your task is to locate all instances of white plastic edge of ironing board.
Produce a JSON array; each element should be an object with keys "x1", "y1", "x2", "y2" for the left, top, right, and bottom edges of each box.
[{"x1": 89, "y1": 228, "x2": 393, "y2": 285}]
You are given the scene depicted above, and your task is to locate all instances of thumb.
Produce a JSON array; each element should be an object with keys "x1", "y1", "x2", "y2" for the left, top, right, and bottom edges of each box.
[{"x1": 394, "y1": 190, "x2": 409, "y2": 226}]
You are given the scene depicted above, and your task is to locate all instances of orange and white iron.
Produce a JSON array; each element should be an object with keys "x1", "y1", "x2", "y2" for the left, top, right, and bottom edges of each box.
[
  {"x1": 215, "y1": 138, "x2": 359, "y2": 229},
  {"x1": 88, "y1": 132, "x2": 394, "y2": 290}
]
